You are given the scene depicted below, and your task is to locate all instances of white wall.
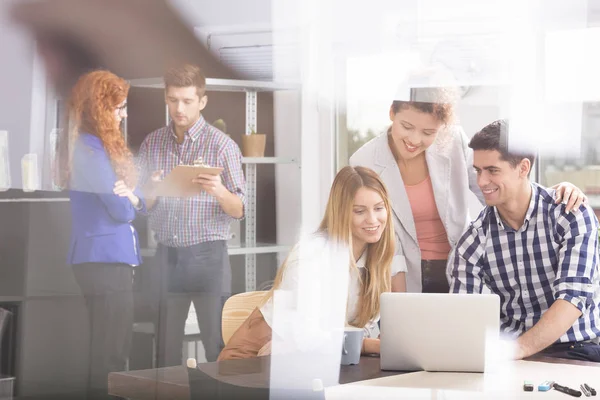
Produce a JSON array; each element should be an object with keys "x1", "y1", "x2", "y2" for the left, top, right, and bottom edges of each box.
[
  {"x1": 169, "y1": 0, "x2": 271, "y2": 28},
  {"x1": 0, "y1": 0, "x2": 37, "y2": 189},
  {"x1": 272, "y1": 0, "x2": 337, "y2": 247}
]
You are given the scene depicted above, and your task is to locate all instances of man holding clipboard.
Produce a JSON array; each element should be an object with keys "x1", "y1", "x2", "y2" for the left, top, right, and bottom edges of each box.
[{"x1": 138, "y1": 64, "x2": 245, "y2": 365}]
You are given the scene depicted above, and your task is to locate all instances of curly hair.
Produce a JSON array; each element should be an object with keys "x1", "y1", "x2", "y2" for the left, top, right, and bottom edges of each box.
[{"x1": 57, "y1": 70, "x2": 136, "y2": 188}]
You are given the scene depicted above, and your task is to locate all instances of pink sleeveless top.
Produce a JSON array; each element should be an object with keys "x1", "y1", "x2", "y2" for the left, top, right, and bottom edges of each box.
[{"x1": 405, "y1": 176, "x2": 451, "y2": 260}]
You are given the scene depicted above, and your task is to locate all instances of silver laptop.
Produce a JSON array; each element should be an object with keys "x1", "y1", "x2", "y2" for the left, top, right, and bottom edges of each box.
[{"x1": 380, "y1": 293, "x2": 500, "y2": 372}]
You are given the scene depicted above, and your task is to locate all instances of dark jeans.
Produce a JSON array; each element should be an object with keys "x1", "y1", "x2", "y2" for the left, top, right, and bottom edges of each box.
[
  {"x1": 156, "y1": 240, "x2": 231, "y2": 366},
  {"x1": 541, "y1": 341, "x2": 600, "y2": 362},
  {"x1": 421, "y1": 259, "x2": 450, "y2": 293},
  {"x1": 72, "y1": 263, "x2": 134, "y2": 399}
]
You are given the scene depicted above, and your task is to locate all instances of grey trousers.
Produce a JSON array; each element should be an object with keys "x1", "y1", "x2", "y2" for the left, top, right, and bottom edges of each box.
[
  {"x1": 73, "y1": 263, "x2": 134, "y2": 398},
  {"x1": 156, "y1": 240, "x2": 231, "y2": 366}
]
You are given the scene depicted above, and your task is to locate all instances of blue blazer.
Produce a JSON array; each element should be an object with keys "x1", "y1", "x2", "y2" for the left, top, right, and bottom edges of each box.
[{"x1": 67, "y1": 133, "x2": 146, "y2": 266}]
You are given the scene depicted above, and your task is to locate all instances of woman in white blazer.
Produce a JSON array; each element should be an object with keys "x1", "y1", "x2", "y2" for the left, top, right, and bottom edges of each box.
[{"x1": 350, "y1": 86, "x2": 586, "y2": 293}]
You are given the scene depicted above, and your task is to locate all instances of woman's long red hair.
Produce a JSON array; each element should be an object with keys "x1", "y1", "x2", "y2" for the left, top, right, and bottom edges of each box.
[{"x1": 57, "y1": 70, "x2": 136, "y2": 188}]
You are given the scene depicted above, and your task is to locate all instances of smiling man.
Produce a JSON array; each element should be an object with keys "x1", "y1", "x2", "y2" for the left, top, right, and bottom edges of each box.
[
  {"x1": 138, "y1": 64, "x2": 245, "y2": 365},
  {"x1": 450, "y1": 119, "x2": 600, "y2": 362}
]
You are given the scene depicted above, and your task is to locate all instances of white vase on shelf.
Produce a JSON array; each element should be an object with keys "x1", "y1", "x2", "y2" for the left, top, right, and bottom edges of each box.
[{"x1": 21, "y1": 153, "x2": 40, "y2": 193}]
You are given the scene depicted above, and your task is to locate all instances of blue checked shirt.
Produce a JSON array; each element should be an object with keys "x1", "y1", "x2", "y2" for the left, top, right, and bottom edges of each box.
[
  {"x1": 450, "y1": 183, "x2": 600, "y2": 343},
  {"x1": 137, "y1": 115, "x2": 246, "y2": 247}
]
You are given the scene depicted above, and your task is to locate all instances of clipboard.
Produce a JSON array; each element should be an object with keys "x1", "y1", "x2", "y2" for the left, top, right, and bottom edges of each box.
[{"x1": 155, "y1": 165, "x2": 224, "y2": 198}]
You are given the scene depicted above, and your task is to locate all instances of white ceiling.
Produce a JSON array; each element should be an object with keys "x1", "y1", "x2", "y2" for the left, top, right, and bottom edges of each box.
[
  {"x1": 165, "y1": 0, "x2": 600, "y2": 82},
  {"x1": 168, "y1": 0, "x2": 272, "y2": 30}
]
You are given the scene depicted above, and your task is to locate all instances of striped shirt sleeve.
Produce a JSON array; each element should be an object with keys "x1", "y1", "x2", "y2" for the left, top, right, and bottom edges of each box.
[
  {"x1": 553, "y1": 205, "x2": 599, "y2": 313},
  {"x1": 218, "y1": 138, "x2": 246, "y2": 214},
  {"x1": 450, "y1": 223, "x2": 486, "y2": 294}
]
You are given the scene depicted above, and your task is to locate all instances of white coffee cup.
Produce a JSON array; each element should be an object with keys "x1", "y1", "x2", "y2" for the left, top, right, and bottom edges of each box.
[{"x1": 341, "y1": 327, "x2": 363, "y2": 365}]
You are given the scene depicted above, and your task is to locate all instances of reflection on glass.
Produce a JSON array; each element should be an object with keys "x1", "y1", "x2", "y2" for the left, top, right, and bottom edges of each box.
[
  {"x1": 539, "y1": 102, "x2": 600, "y2": 215},
  {"x1": 344, "y1": 53, "x2": 419, "y2": 161},
  {"x1": 0, "y1": 131, "x2": 10, "y2": 191}
]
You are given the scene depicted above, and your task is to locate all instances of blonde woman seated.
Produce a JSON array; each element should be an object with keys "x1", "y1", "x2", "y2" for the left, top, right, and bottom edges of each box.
[{"x1": 218, "y1": 166, "x2": 404, "y2": 360}]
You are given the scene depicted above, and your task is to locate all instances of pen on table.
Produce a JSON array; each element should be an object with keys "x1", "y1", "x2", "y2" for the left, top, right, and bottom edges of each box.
[
  {"x1": 581, "y1": 384, "x2": 593, "y2": 397},
  {"x1": 584, "y1": 383, "x2": 596, "y2": 396},
  {"x1": 554, "y1": 383, "x2": 582, "y2": 398}
]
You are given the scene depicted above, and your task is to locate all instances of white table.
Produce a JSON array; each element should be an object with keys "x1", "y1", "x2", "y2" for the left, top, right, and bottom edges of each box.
[{"x1": 325, "y1": 359, "x2": 600, "y2": 399}]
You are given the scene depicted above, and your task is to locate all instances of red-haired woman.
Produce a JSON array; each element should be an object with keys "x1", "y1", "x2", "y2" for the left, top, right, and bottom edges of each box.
[{"x1": 58, "y1": 70, "x2": 145, "y2": 399}]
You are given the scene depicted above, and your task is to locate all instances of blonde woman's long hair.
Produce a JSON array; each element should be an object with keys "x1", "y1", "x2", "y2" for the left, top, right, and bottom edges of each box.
[{"x1": 265, "y1": 166, "x2": 395, "y2": 328}]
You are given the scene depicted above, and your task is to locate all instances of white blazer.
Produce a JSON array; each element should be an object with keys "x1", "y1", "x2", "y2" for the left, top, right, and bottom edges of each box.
[{"x1": 349, "y1": 125, "x2": 484, "y2": 292}]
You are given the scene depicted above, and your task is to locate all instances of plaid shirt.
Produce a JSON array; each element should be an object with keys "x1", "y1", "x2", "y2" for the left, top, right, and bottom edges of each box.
[
  {"x1": 137, "y1": 115, "x2": 246, "y2": 247},
  {"x1": 450, "y1": 183, "x2": 600, "y2": 343}
]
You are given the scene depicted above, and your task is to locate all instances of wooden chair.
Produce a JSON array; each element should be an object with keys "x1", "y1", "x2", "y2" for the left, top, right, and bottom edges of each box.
[{"x1": 221, "y1": 291, "x2": 268, "y2": 345}]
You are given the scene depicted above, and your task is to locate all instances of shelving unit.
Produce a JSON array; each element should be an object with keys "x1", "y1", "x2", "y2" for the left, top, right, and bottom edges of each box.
[
  {"x1": 0, "y1": 198, "x2": 69, "y2": 203},
  {"x1": 129, "y1": 78, "x2": 300, "y2": 291},
  {"x1": 140, "y1": 243, "x2": 292, "y2": 258},
  {"x1": 129, "y1": 78, "x2": 299, "y2": 93},
  {"x1": 242, "y1": 157, "x2": 296, "y2": 164}
]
